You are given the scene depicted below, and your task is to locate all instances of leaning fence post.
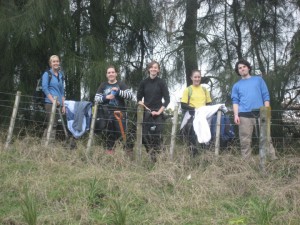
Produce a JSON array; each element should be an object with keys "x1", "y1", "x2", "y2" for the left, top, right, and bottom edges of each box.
[
  {"x1": 135, "y1": 105, "x2": 144, "y2": 162},
  {"x1": 169, "y1": 104, "x2": 179, "y2": 160},
  {"x1": 5, "y1": 91, "x2": 21, "y2": 149},
  {"x1": 214, "y1": 110, "x2": 222, "y2": 156},
  {"x1": 259, "y1": 106, "x2": 271, "y2": 173},
  {"x1": 45, "y1": 97, "x2": 57, "y2": 146},
  {"x1": 87, "y1": 102, "x2": 98, "y2": 155}
]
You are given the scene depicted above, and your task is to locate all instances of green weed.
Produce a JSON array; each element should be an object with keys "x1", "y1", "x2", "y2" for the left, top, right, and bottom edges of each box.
[
  {"x1": 223, "y1": 201, "x2": 248, "y2": 225},
  {"x1": 21, "y1": 186, "x2": 38, "y2": 225},
  {"x1": 87, "y1": 177, "x2": 106, "y2": 208},
  {"x1": 107, "y1": 199, "x2": 129, "y2": 225},
  {"x1": 248, "y1": 197, "x2": 278, "y2": 225},
  {"x1": 228, "y1": 217, "x2": 247, "y2": 225}
]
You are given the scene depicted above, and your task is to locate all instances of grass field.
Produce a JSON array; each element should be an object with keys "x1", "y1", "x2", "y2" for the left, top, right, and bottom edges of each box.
[{"x1": 1, "y1": 136, "x2": 300, "y2": 225}]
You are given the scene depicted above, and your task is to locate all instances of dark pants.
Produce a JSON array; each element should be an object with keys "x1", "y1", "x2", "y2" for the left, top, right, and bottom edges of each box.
[
  {"x1": 102, "y1": 111, "x2": 127, "y2": 150},
  {"x1": 181, "y1": 117, "x2": 199, "y2": 157},
  {"x1": 142, "y1": 112, "x2": 164, "y2": 161}
]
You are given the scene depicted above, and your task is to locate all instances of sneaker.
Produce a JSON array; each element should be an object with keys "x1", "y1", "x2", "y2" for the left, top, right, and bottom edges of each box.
[{"x1": 106, "y1": 149, "x2": 114, "y2": 155}]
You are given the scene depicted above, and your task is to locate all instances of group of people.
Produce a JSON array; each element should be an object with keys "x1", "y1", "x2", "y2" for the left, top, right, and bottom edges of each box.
[
  {"x1": 94, "y1": 61, "x2": 170, "y2": 161},
  {"x1": 42, "y1": 55, "x2": 277, "y2": 161}
]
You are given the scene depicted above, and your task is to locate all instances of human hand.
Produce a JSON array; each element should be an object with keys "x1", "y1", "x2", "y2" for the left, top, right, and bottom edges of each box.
[
  {"x1": 138, "y1": 101, "x2": 151, "y2": 112},
  {"x1": 151, "y1": 111, "x2": 160, "y2": 116},
  {"x1": 111, "y1": 87, "x2": 119, "y2": 96},
  {"x1": 234, "y1": 115, "x2": 240, "y2": 125},
  {"x1": 61, "y1": 105, "x2": 66, "y2": 114},
  {"x1": 111, "y1": 87, "x2": 119, "y2": 91},
  {"x1": 106, "y1": 94, "x2": 115, "y2": 100}
]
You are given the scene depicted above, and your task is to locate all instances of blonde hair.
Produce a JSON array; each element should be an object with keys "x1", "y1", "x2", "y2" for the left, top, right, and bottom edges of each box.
[{"x1": 48, "y1": 55, "x2": 60, "y2": 66}]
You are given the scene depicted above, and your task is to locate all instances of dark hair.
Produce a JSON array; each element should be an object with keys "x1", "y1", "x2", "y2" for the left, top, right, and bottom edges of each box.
[
  {"x1": 106, "y1": 65, "x2": 118, "y2": 73},
  {"x1": 235, "y1": 59, "x2": 252, "y2": 76},
  {"x1": 147, "y1": 60, "x2": 160, "y2": 72},
  {"x1": 190, "y1": 69, "x2": 201, "y2": 77}
]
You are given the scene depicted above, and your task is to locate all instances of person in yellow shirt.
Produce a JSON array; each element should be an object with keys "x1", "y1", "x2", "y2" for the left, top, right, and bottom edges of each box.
[{"x1": 181, "y1": 69, "x2": 212, "y2": 156}]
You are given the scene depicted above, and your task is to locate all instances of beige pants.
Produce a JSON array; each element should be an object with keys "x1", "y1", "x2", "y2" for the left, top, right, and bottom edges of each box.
[
  {"x1": 42, "y1": 104, "x2": 57, "y2": 143},
  {"x1": 239, "y1": 117, "x2": 277, "y2": 160}
]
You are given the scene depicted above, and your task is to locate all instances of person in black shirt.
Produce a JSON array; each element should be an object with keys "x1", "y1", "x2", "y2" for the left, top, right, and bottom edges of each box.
[
  {"x1": 95, "y1": 65, "x2": 132, "y2": 154},
  {"x1": 137, "y1": 61, "x2": 170, "y2": 161}
]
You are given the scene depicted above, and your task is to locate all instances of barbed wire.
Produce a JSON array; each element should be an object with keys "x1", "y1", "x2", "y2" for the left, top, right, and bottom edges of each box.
[
  {"x1": 2, "y1": 91, "x2": 300, "y2": 113},
  {"x1": 0, "y1": 91, "x2": 18, "y2": 96},
  {"x1": 0, "y1": 97, "x2": 300, "y2": 126},
  {"x1": 1, "y1": 91, "x2": 299, "y2": 149}
]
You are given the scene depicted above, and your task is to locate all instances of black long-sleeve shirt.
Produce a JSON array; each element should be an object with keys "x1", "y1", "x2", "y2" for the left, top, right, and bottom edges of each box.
[{"x1": 137, "y1": 76, "x2": 170, "y2": 111}]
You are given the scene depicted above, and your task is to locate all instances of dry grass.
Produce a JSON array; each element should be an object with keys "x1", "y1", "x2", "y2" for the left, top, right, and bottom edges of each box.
[{"x1": 0, "y1": 136, "x2": 300, "y2": 224}]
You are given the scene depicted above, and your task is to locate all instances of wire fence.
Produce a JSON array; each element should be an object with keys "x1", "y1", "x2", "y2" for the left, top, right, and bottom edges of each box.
[{"x1": 1, "y1": 91, "x2": 300, "y2": 155}]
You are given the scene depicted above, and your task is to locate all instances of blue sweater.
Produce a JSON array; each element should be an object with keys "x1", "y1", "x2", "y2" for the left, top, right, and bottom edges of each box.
[
  {"x1": 231, "y1": 76, "x2": 270, "y2": 113},
  {"x1": 42, "y1": 69, "x2": 65, "y2": 105}
]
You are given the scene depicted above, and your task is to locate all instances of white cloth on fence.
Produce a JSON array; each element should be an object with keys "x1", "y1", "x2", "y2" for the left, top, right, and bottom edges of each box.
[
  {"x1": 65, "y1": 100, "x2": 92, "y2": 138},
  {"x1": 193, "y1": 104, "x2": 226, "y2": 143},
  {"x1": 180, "y1": 111, "x2": 192, "y2": 130}
]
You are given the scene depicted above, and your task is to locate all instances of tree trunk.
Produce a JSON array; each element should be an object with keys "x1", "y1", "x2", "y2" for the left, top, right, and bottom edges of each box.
[
  {"x1": 88, "y1": 0, "x2": 120, "y2": 99},
  {"x1": 183, "y1": 0, "x2": 198, "y2": 86},
  {"x1": 231, "y1": 0, "x2": 243, "y2": 59},
  {"x1": 66, "y1": 0, "x2": 82, "y2": 101}
]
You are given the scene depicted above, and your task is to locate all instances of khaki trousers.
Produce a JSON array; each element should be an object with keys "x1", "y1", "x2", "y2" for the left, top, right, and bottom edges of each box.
[
  {"x1": 239, "y1": 117, "x2": 277, "y2": 160},
  {"x1": 42, "y1": 104, "x2": 57, "y2": 142}
]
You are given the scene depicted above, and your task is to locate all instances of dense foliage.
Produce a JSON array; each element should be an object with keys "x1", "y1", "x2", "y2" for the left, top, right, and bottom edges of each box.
[{"x1": 0, "y1": 0, "x2": 299, "y2": 136}]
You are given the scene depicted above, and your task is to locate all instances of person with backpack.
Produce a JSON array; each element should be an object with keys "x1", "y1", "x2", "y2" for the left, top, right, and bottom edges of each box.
[
  {"x1": 137, "y1": 60, "x2": 170, "y2": 162},
  {"x1": 231, "y1": 59, "x2": 277, "y2": 160},
  {"x1": 42, "y1": 55, "x2": 65, "y2": 141},
  {"x1": 180, "y1": 69, "x2": 212, "y2": 157},
  {"x1": 94, "y1": 65, "x2": 133, "y2": 154}
]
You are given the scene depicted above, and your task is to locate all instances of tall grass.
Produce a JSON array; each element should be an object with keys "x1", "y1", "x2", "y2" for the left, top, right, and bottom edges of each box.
[
  {"x1": 0, "y1": 137, "x2": 300, "y2": 224},
  {"x1": 107, "y1": 199, "x2": 129, "y2": 225},
  {"x1": 21, "y1": 186, "x2": 38, "y2": 225},
  {"x1": 248, "y1": 197, "x2": 278, "y2": 225}
]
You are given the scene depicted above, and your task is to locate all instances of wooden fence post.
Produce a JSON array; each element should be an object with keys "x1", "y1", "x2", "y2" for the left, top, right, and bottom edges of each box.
[
  {"x1": 259, "y1": 106, "x2": 271, "y2": 173},
  {"x1": 5, "y1": 91, "x2": 21, "y2": 149},
  {"x1": 87, "y1": 102, "x2": 98, "y2": 155},
  {"x1": 135, "y1": 105, "x2": 144, "y2": 162},
  {"x1": 214, "y1": 110, "x2": 222, "y2": 156},
  {"x1": 169, "y1": 104, "x2": 179, "y2": 160},
  {"x1": 45, "y1": 97, "x2": 57, "y2": 146}
]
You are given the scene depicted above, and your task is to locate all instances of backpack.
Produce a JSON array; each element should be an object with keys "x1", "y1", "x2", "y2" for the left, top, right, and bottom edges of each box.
[
  {"x1": 95, "y1": 104, "x2": 110, "y2": 131},
  {"x1": 32, "y1": 70, "x2": 52, "y2": 109},
  {"x1": 210, "y1": 112, "x2": 235, "y2": 147}
]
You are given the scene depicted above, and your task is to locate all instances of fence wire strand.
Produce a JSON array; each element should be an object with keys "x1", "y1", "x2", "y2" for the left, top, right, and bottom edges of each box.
[{"x1": 0, "y1": 91, "x2": 299, "y2": 152}]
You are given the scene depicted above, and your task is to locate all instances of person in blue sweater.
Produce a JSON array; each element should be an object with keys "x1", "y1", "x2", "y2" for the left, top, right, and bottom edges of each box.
[
  {"x1": 42, "y1": 55, "x2": 65, "y2": 141},
  {"x1": 231, "y1": 59, "x2": 277, "y2": 160}
]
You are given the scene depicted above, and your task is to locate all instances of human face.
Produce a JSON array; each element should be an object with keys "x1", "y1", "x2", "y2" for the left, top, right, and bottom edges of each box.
[
  {"x1": 50, "y1": 56, "x2": 60, "y2": 71},
  {"x1": 191, "y1": 71, "x2": 201, "y2": 86},
  {"x1": 238, "y1": 64, "x2": 250, "y2": 78},
  {"x1": 106, "y1": 67, "x2": 117, "y2": 83},
  {"x1": 148, "y1": 63, "x2": 160, "y2": 79}
]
